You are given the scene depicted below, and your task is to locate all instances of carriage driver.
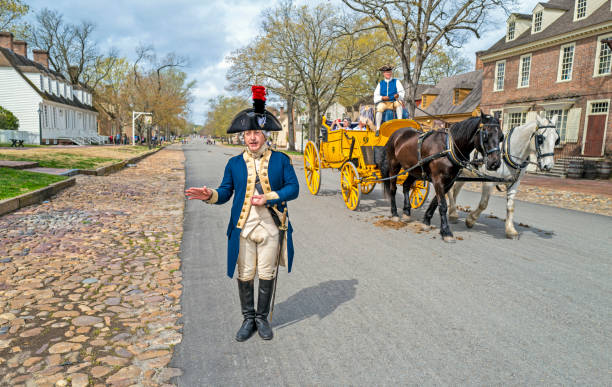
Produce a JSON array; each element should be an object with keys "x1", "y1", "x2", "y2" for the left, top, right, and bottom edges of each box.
[
  {"x1": 185, "y1": 86, "x2": 299, "y2": 342},
  {"x1": 374, "y1": 65, "x2": 405, "y2": 135}
]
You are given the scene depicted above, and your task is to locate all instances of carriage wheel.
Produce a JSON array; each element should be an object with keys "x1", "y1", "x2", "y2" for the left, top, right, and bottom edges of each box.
[
  {"x1": 410, "y1": 180, "x2": 429, "y2": 209},
  {"x1": 303, "y1": 141, "x2": 321, "y2": 195},
  {"x1": 360, "y1": 181, "x2": 376, "y2": 194},
  {"x1": 340, "y1": 161, "x2": 361, "y2": 211}
]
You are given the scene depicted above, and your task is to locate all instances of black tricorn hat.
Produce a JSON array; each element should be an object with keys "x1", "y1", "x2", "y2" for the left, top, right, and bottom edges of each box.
[
  {"x1": 378, "y1": 65, "x2": 394, "y2": 72},
  {"x1": 227, "y1": 85, "x2": 282, "y2": 133}
]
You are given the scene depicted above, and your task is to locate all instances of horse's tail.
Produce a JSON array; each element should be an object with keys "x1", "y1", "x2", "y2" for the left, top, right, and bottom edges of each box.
[{"x1": 377, "y1": 142, "x2": 392, "y2": 199}]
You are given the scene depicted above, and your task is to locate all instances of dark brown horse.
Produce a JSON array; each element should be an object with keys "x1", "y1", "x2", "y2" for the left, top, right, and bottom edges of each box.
[{"x1": 378, "y1": 113, "x2": 503, "y2": 242}]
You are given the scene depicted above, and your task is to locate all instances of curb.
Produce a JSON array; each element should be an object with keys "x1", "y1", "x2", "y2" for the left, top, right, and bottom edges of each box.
[
  {"x1": 0, "y1": 177, "x2": 76, "y2": 217},
  {"x1": 76, "y1": 147, "x2": 162, "y2": 176}
]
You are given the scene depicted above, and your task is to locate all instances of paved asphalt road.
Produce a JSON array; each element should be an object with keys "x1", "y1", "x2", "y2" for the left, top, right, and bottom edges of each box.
[{"x1": 171, "y1": 142, "x2": 611, "y2": 385}]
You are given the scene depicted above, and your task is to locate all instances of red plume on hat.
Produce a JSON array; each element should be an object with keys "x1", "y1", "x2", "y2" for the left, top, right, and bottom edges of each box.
[
  {"x1": 227, "y1": 85, "x2": 282, "y2": 133},
  {"x1": 252, "y1": 85, "x2": 266, "y2": 114}
]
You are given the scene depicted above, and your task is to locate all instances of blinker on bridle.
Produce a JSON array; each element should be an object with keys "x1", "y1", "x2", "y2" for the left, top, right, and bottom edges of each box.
[{"x1": 533, "y1": 124, "x2": 560, "y2": 160}]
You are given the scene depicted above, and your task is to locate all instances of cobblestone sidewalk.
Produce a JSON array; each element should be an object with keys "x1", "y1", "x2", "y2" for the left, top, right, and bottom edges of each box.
[{"x1": 0, "y1": 146, "x2": 185, "y2": 386}]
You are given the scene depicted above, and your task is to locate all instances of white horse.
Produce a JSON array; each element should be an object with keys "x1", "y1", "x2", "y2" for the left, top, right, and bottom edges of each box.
[{"x1": 447, "y1": 113, "x2": 560, "y2": 239}]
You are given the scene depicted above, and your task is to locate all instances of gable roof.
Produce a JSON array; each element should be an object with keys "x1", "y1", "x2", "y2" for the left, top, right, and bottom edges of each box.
[
  {"x1": 0, "y1": 46, "x2": 96, "y2": 112},
  {"x1": 415, "y1": 70, "x2": 482, "y2": 117},
  {"x1": 482, "y1": 0, "x2": 611, "y2": 57}
]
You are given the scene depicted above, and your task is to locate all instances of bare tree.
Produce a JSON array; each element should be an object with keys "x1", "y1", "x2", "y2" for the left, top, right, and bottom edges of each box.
[
  {"x1": 264, "y1": 1, "x2": 383, "y2": 142},
  {"x1": 342, "y1": 0, "x2": 513, "y2": 116},
  {"x1": 226, "y1": 34, "x2": 302, "y2": 150},
  {"x1": 30, "y1": 8, "x2": 118, "y2": 88}
]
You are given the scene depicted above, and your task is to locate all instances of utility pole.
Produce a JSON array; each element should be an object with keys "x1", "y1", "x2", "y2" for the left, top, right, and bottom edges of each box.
[{"x1": 132, "y1": 111, "x2": 152, "y2": 145}]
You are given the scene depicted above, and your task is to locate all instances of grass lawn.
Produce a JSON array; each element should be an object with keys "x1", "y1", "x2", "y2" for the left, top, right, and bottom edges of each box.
[
  {"x1": 0, "y1": 145, "x2": 155, "y2": 169},
  {"x1": 0, "y1": 168, "x2": 68, "y2": 200},
  {"x1": 0, "y1": 143, "x2": 43, "y2": 147}
]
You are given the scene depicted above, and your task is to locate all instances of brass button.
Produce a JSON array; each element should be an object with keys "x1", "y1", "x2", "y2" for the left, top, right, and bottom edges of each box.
[{"x1": 282, "y1": 202, "x2": 286, "y2": 205}]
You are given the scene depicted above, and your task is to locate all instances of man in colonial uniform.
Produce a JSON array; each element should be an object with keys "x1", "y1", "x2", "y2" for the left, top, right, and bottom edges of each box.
[
  {"x1": 373, "y1": 65, "x2": 405, "y2": 135},
  {"x1": 185, "y1": 86, "x2": 299, "y2": 341}
]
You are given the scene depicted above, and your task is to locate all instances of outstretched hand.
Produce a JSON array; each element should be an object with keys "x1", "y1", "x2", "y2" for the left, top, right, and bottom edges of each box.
[{"x1": 185, "y1": 186, "x2": 212, "y2": 201}]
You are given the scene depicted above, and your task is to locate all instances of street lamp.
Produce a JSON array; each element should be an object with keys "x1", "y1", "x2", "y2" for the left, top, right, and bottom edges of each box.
[{"x1": 132, "y1": 111, "x2": 153, "y2": 145}]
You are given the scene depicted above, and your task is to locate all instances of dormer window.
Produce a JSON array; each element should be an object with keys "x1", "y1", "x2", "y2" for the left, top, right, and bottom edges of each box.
[
  {"x1": 507, "y1": 21, "x2": 516, "y2": 40},
  {"x1": 533, "y1": 11, "x2": 542, "y2": 32},
  {"x1": 576, "y1": 0, "x2": 587, "y2": 19}
]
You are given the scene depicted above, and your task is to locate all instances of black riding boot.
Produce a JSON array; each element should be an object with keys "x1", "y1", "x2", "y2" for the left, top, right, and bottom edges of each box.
[
  {"x1": 255, "y1": 278, "x2": 274, "y2": 340},
  {"x1": 236, "y1": 280, "x2": 256, "y2": 342}
]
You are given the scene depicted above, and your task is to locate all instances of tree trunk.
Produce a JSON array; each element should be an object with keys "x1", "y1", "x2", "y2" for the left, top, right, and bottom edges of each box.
[
  {"x1": 287, "y1": 96, "x2": 296, "y2": 151},
  {"x1": 308, "y1": 105, "x2": 318, "y2": 145}
]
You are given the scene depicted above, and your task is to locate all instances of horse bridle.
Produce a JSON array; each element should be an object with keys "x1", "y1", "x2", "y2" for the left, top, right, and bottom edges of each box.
[
  {"x1": 533, "y1": 124, "x2": 560, "y2": 161},
  {"x1": 477, "y1": 123, "x2": 502, "y2": 154}
]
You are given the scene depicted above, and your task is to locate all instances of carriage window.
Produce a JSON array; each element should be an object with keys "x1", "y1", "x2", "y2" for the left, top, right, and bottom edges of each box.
[
  {"x1": 558, "y1": 43, "x2": 575, "y2": 81},
  {"x1": 596, "y1": 37, "x2": 611, "y2": 75},
  {"x1": 545, "y1": 109, "x2": 568, "y2": 142},
  {"x1": 576, "y1": 0, "x2": 587, "y2": 19},
  {"x1": 495, "y1": 61, "x2": 505, "y2": 91},
  {"x1": 533, "y1": 11, "x2": 542, "y2": 32},
  {"x1": 508, "y1": 112, "x2": 526, "y2": 129},
  {"x1": 519, "y1": 55, "x2": 531, "y2": 87}
]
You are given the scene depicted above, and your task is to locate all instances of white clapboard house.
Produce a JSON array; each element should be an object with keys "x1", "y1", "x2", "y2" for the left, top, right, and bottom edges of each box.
[{"x1": 0, "y1": 31, "x2": 103, "y2": 145}]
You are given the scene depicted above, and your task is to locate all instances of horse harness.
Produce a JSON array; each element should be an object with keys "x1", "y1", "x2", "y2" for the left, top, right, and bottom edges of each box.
[
  {"x1": 502, "y1": 124, "x2": 560, "y2": 171},
  {"x1": 368, "y1": 122, "x2": 501, "y2": 183}
]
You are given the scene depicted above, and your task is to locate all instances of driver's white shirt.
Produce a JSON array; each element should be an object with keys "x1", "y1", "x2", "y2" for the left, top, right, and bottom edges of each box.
[{"x1": 373, "y1": 78, "x2": 405, "y2": 104}]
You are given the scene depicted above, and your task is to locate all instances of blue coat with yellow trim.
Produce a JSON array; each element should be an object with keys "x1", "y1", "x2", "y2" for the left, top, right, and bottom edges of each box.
[{"x1": 209, "y1": 149, "x2": 299, "y2": 278}]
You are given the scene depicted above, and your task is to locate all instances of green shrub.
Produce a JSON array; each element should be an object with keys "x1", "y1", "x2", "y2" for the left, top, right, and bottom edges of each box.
[{"x1": 0, "y1": 105, "x2": 19, "y2": 130}]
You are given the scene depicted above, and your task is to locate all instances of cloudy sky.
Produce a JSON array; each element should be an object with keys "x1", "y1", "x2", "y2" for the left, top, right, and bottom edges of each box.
[{"x1": 25, "y1": 0, "x2": 536, "y2": 124}]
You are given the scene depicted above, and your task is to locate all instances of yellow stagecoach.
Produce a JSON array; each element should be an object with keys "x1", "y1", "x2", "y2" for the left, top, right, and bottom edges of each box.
[{"x1": 303, "y1": 116, "x2": 430, "y2": 211}]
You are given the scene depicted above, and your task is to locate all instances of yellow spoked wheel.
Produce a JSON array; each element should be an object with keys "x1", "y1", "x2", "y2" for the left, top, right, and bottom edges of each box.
[
  {"x1": 360, "y1": 180, "x2": 376, "y2": 194},
  {"x1": 303, "y1": 141, "x2": 321, "y2": 195},
  {"x1": 410, "y1": 179, "x2": 430, "y2": 209},
  {"x1": 340, "y1": 161, "x2": 361, "y2": 211}
]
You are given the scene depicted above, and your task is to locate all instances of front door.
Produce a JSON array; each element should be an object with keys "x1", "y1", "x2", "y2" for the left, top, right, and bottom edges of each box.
[{"x1": 583, "y1": 101, "x2": 609, "y2": 157}]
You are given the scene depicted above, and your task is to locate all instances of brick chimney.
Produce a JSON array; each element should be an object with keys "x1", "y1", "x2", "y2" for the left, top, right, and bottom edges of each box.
[
  {"x1": 13, "y1": 40, "x2": 27, "y2": 57},
  {"x1": 33, "y1": 49, "x2": 49, "y2": 68},
  {"x1": 0, "y1": 31, "x2": 14, "y2": 51},
  {"x1": 475, "y1": 51, "x2": 484, "y2": 71}
]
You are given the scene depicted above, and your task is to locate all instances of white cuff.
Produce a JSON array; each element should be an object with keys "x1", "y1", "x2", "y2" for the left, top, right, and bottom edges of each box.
[{"x1": 205, "y1": 189, "x2": 219, "y2": 204}]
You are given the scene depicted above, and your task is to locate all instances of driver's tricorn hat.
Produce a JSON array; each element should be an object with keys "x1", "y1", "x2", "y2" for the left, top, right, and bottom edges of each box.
[
  {"x1": 378, "y1": 65, "x2": 394, "y2": 72},
  {"x1": 227, "y1": 85, "x2": 282, "y2": 133}
]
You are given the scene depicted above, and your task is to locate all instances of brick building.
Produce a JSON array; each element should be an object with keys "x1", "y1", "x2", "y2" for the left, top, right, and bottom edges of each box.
[{"x1": 478, "y1": 0, "x2": 612, "y2": 159}]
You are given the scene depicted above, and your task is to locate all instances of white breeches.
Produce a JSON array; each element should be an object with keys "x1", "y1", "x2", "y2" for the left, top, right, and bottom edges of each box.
[{"x1": 237, "y1": 224, "x2": 279, "y2": 281}]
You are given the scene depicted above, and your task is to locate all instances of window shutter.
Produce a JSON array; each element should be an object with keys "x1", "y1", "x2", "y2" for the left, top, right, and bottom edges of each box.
[
  {"x1": 502, "y1": 112, "x2": 509, "y2": 133},
  {"x1": 526, "y1": 111, "x2": 537, "y2": 123},
  {"x1": 565, "y1": 107, "x2": 581, "y2": 143}
]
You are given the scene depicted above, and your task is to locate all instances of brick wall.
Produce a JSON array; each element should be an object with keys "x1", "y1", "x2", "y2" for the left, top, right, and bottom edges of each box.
[{"x1": 481, "y1": 34, "x2": 612, "y2": 157}]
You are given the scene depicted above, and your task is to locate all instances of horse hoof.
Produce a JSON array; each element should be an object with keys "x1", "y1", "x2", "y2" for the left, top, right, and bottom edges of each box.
[
  {"x1": 443, "y1": 236, "x2": 456, "y2": 243},
  {"x1": 449, "y1": 216, "x2": 459, "y2": 224},
  {"x1": 391, "y1": 216, "x2": 400, "y2": 222},
  {"x1": 465, "y1": 219, "x2": 475, "y2": 228},
  {"x1": 506, "y1": 233, "x2": 519, "y2": 240},
  {"x1": 401, "y1": 214, "x2": 411, "y2": 222}
]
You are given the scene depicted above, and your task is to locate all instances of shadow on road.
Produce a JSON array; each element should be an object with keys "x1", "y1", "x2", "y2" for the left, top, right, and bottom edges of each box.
[{"x1": 271, "y1": 279, "x2": 358, "y2": 329}]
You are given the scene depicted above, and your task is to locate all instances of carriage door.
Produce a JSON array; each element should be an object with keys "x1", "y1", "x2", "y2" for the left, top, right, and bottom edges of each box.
[{"x1": 582, "y1": 100, "x2": 609, "y2": 157}]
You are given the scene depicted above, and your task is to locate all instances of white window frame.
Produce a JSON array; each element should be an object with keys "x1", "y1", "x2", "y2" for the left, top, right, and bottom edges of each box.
[
  {"x1": 508, "y1": 111, "x2": 527, "y2": 129},
  {"x1": 581, "y1": 99, "x2": 610, "y2": 156},
  {"x1": 494, "y1": 60, "x2": 506, "y2": 91},
  {"x1": 557, "y1": 42, "x2": 575, "y2": 82},
  {"x1": 545, "y1": 108, "x2": 569, "y2": 143},
  {"x1": 533, "y1": 11, "x2": 543, "y2": 33},
  {"x1": 518, "y1": 54, "x2": 532, "y2": 88},
  {"x1": 593, "y1": 33, "x2": 612, "y2": 77},
  {"x1": 507, "y1": 21, "x2": 516, "y2": 41},
  {"x1": 574, "y1": 0, "x2": 587, "y2": 21}
]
